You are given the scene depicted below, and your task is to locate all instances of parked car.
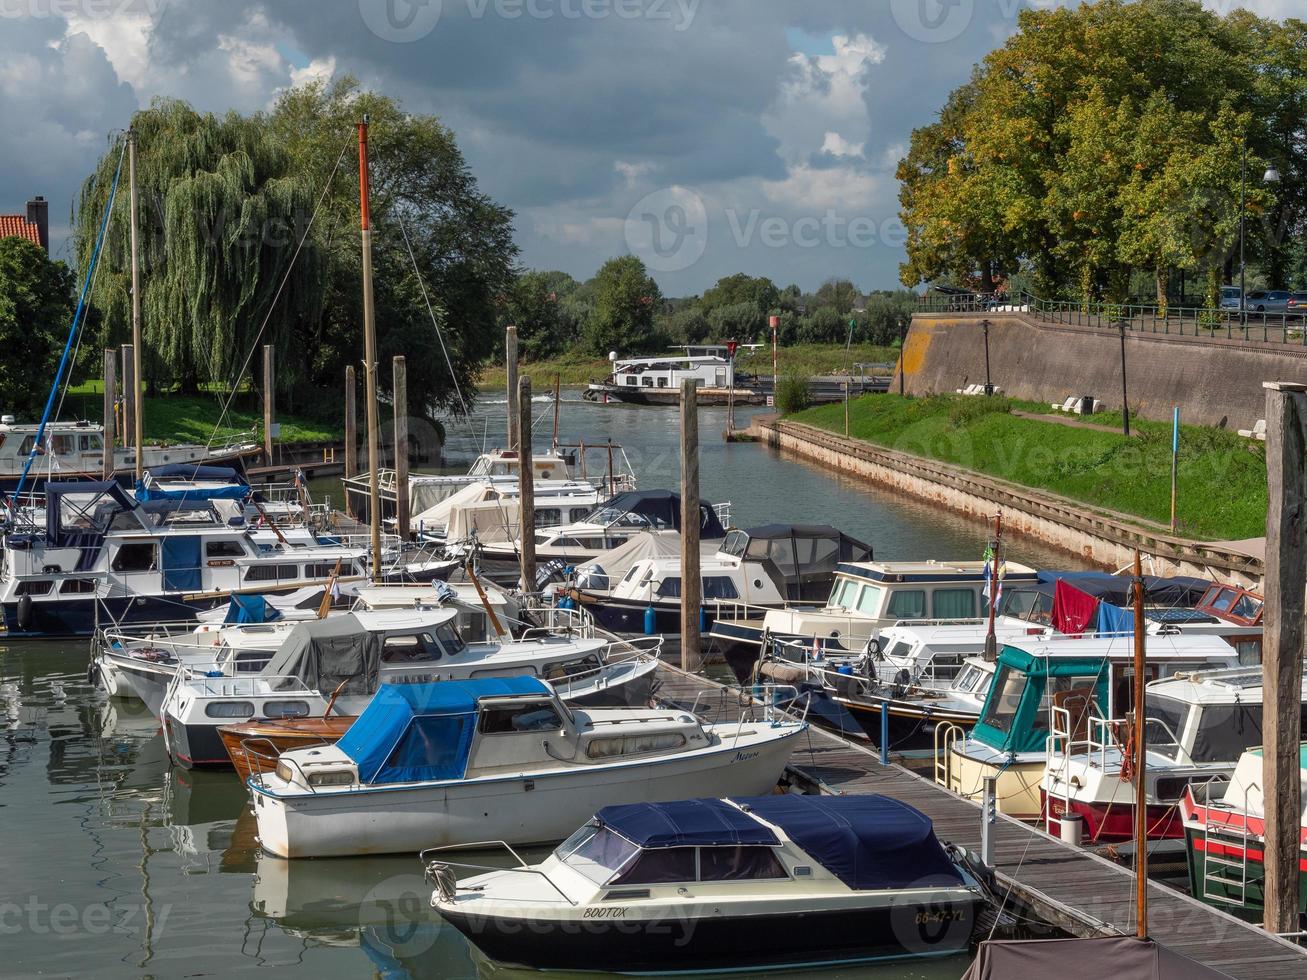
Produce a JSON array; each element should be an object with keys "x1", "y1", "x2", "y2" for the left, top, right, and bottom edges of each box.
[
  {"x1": 1287, "y1": 292, "x2": 1307, "y2": 318},
  {"x1": 1244, "y1": 289, "x2": 1291, "y2": 314},
  {"x1": 1220, "y1": 286, "x2": 1242, "y2": 312}
]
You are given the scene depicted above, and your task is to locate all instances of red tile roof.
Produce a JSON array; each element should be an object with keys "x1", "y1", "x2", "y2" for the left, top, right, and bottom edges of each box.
[{"x1": 0, "y1": 215, "x2": 43, "y2": 248}]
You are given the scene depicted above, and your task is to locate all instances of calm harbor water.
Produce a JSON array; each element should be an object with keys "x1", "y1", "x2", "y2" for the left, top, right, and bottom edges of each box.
[{"x1": 1, "y1": 394, "x2": 1083, "y2": 979}]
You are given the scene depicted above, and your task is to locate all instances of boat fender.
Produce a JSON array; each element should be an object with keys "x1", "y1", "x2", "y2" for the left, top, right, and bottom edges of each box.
[
  {"x1": 16, "y1": 594, "x2": 33, "y2": 632},
  {"x1": 644, "y1": 606, "x2": 656, "y2": 636},
  {"x1": 699, "y1": 606, "x2": 706, "y2": 631}
]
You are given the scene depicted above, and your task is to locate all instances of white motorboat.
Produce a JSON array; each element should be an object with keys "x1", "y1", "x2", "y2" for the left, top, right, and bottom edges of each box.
[
  {"x1": 159, "y1": 609, "x2": 662, "y2": 768},
  {"x1": 425, "y1": 794, "x2": 982, "y2": 972},
  {"x1": 248, "y1": 677, "x2": 805, "y2": 857}
]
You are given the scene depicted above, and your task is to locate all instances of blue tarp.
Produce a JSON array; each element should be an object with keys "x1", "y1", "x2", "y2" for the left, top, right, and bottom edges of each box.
[
  {"x1": 731, "y1": 794, "x2": 964, "y2": 890},
  {"x1": 1095, "y1": 602, "x2": 1135, "y2": 637},
  {"x1": 338, "y1": 677, "x2": 550, "y2": 785},
  {"x1": 136, "y1": 464, "x2": 250, "y2": 502},
  {"x1": 223, "y1": 593, "x2": 283, "y2": 624},
  {"x1": 160, "y1": 535, "x2": 202, "y2": 592},
  {"x1": 597, "y1": 799, "x2": 781, "y2": 848}
]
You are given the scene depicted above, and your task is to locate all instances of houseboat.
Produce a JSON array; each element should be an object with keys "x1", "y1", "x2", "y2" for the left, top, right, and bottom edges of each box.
[{"x1": 584, "y1": 346, "x2": 763, "y2": 406}]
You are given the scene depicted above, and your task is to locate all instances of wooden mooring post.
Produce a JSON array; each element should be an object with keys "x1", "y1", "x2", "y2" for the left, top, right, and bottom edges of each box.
[
  {"x1": 344, "y1": 365, "x2": 358, "y2": 515},
  {"x1": 393, "y1": 355, "x2": 410, "y2": 541},
  {"x1": 1262, "y1": 381, "x2": 1307, "y2": 935},
  {"x1": 262, "y1": 344, "x2": 275, "y2": 465},
  {"x1": 101, "y1": 350, "x2": 116, "y2": 479},
  {"x1": 506, "y1": 325, "x2": 520, "y2": 453},
  {"x1": 120, "y1": 344, "x2": 135, "y2": 461},
  {"x1": 680, "y1": 378, "x2": 702, "y2": 671},
  {"x1": 518, "y1": 377, "x2": 536, "y2": 593}
]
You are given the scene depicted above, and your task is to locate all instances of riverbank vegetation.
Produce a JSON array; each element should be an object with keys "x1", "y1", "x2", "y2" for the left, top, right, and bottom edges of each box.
[{"x1": 791, "y1": 394, "x2": 1266, "y2": 541}]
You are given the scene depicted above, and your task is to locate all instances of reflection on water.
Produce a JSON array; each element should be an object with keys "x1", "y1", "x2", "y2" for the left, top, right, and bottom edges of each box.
[{"x1": 2, "y1": 396, "x2": 1087, "y2": 978}]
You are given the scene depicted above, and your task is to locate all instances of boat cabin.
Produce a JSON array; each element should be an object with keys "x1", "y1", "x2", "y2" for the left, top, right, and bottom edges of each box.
[{"x1": 605, "y1": 351, "x2": 737, "y2": 393}]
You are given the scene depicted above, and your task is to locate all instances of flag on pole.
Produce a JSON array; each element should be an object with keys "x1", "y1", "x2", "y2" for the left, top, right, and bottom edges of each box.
[{"x1": 982, "y1": 543, "x2": 1005, "y2": 609}]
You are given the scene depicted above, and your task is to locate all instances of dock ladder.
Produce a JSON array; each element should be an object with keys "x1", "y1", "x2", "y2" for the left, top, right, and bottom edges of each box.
[
  {"x1": 1201, "y1": 816, "x2": 1255, "y2": 909},
  {"x1": 934, "y1": 722, "x2": 965, "y2": 792}
]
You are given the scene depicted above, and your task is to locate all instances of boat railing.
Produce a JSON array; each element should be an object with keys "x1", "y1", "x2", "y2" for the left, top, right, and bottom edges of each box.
[
  {"x1": 551, "y1": 641, "x2": 662, "y2": 694},
  {"x1": 517, "y1": 602, "x2": 596, "y2": 640},
  {"x1": 176, "y1": 672, "x2": 316, "y2": 697},
  {"x1": 706, "y1": 598, "x2": 782, "y2": 624},
  {"x1": 420, "y1": 842, "x2": 578, "y2": 907},
  {"x1": 934, "y1": 721, "x2": 966, "y2": 792},
  {"x1": 687, "y1": 682, "x2": 810, "y2": 737}
]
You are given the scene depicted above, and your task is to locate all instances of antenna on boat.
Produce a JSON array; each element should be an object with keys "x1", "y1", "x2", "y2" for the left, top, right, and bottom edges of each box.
[
  {"x1": 1132, "y1": 548, "x2": 1149, "y2": 938},
  {"x1": 127, "y1": 127, "x2": 145, "y2": 485},
  {"x1": 357, "y1": 116, "x2": 383, "y2": 584}
]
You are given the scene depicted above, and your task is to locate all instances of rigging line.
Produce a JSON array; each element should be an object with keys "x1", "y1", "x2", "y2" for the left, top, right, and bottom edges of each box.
[
  {"x1": 200, "y1": 134, "x2": 353, "y2": 454},
  {"x1": 11, "y1": 139, "x2": 128, "y2": 508}
]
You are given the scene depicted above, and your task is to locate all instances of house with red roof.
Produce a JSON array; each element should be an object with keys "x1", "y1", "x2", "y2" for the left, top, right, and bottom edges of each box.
[{"x1": 0, "y1": 197, "x2": 49, "y2": 253}]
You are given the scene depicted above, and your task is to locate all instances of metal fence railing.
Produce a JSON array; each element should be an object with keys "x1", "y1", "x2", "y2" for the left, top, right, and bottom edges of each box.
[{"x1": 915, "y1": 291, "x2": 1307, "y2": 345}]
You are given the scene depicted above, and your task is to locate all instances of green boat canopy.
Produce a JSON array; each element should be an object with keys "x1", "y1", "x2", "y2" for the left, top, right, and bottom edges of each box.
[{"x1": 971, "y1": 645, "x2": 1109, "y2": 754}]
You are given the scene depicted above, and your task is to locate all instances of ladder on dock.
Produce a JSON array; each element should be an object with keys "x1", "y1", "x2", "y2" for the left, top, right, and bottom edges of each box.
[{"x1": 1201, "y1": 819, "x2": 1255, "y2": 909}]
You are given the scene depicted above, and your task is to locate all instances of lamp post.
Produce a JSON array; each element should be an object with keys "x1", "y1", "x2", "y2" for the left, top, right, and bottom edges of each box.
[
  {"x1": 982, "y1": 318, "x2": 993, "y2": 396},
  {"x1": 1118, "y1": 319, "x2": 1130, "y2": 437},
  {"x1": 1240, "y1": 140, "x2": 1281, "y2": 327}
]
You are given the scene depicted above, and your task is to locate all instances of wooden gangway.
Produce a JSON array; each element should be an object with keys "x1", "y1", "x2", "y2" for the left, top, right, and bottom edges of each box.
[{"x1": 653, "y1": 663, "x2": 1307, "y2": 980}]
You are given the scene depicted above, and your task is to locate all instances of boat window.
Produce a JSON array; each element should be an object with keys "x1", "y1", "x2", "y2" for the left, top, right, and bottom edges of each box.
[
  {"x1": 206, "y1": 540, "x2": 247, "y2": 558},
  {"x1": 656, "y1": 577, "x2": 682, "y2": 598},
  {"x1": 382, "y1": 633, "x2": 442, "y2": 663},
  {"x1": 245, "y1": 563, "x2": 300, "y2": 582},
  {"x1": 830, "y1": 578, "x2": 859, "y2": 609},
  {"x1": 263, "y1": 700, "x2": 311, "y2": 719},
  {"x1": 479, "y1": 700, "x2": 564, "y2": 734},
  {"x1": 1032, "y1": 675, "x2": 1101, "y2": 734},
  {"x1": 698, "y1": 846, "x2": 788, "y2": 881},
  {"x1": 569, "y1": 508, "x2": 591, "y2": 523},
  {"x1": 544, "y1": 655, "x2": 603, "y2": 681},
  {"x1": 305, "y1": 562, "x2": 345, "y2": 578},
  {"x1": 612, "y1": 847, "x2": 698, "y2": 885},
  {"x1": 535, "y1": 508, "x2": 561, "y2": 525},
  {"x1": 16, "y1": 580, "x2": 53, "y2": 596},
  {"x1": 558, "y1": 825, "x2": 639, "y2": 884},
  {"x1": 1191, "y1": 704, "x2": 1264, "y2": 763},
  {"x1": 112, "y1": 543, "x2": 157, "y2": 573},
  {"x1": 642, "y1": 377, "x2": 653, "y2": 387},
  {"x1": 980, "y1": 667, "x2": 1026, "y2": 733},
  {"x1": 587, "y1": 732, "x2": 687, "y2": 759},
  {"x1": 51, "y1": 434, "x2": 76, "y2": 455},
  {"x1": 932, "y1": 588, "x2": 976, "y2": 619},
  {"x1": 853, "y1": 584, "x2": 883, "y2": 615},
  {"x1": 204, "y1": 701, "x2": 255, "y2": 719},
  {"x1": 625, "y1": 376, "x2": 637, "y2": 386},
  {"x1": 885, "y1": 589, "x2": 925, "y2": 619},
  {"x1": 657, "y1": 377, "x2": 668, "y2": 388},
  {"x1": 433, "y1": 622, "x2": 466, "y2": 657},
  {"x1": 60, "y1": 578, "x2": 96, "y2": 594},
  {"x1": 1144, "y1": 697, "x2": 1189, "y2": 761},
  {"x1": 954, "y1": 664, "x2": 986, "y2": 693},
  {"x1": 721, "y1": 530, "x2": 748, "y2": 558},
  {"x1": 1207, "y1": 588, "x2": 1236, "y2": 614},
  {"x1": 620, "y1": 565, "x2": 643, "y2": 587},
  {"x1": 703, "y1": 576, "x2": 739, "y2": 600},
  {"x1": 1229, "y1": 593, "x2": 1262, "y2": 622},
  {"x1": 885, "y1": 639, "x2": 913, "y2": 661},
  {"x1": 1232, "y1": 637, "x2": 1262, "y2": 667}
]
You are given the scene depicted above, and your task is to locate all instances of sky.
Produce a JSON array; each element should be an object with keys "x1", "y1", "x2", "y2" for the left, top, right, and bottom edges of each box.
[{"x1": 0, "y1": 0, "x2": 1296, "y2": 296}]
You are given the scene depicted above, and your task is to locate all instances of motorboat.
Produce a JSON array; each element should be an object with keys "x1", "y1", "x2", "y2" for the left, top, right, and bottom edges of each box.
[
  {"x1": 1179, "y1": 743, "x2": 1307, "y2": 922},
  {"x1": 708, "y1": 559, "x2": 1039, "y2": 680},
  {"x1": 1043, "y1": 666, "x2": 1307, "y2": 844},
  {"x1": 247, "y1": 677, "x2": 806, "y2": 858},
  {"x1": 409, "y1": 479, "x2": 612, "y2": 547},
  {"x1": 161, "y1": 607, "x2": 662, "y2": 768},
  {"x1": 569, "y1": 524, "x2": 871, "y2": 636},
  {"x1": 935, "y1": 634, "x2": 1243, "y2": 821},
  {"x1": 583, "y1": 345, "x2": 764, "y2": 406},
  {"x1": 0, "y1": 481, "x2": 384, "y2": 637},
  {"x1": 425, "y1": 793, "x2": 982, "y2": 972}
]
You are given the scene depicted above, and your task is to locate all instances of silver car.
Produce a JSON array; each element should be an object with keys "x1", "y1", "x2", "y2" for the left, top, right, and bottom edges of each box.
[
  {"x1": 1220, "y1": 286, "x2": 1242, "y2": 312},
  {"x1": 1245, "y1": 289, "x2": 1291, "y2": 313}
]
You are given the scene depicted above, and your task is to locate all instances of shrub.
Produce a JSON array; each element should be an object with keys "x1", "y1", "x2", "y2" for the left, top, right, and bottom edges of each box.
[{"x1": 776, "y1": 373, "x2": 812, "y2": 414}]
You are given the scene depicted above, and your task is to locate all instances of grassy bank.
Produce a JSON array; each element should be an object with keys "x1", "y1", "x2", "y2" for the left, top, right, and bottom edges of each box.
[
  {"x1": 65, "y1": 382, "x2": 341, "y2": 445},
  {"x1": 790, "y1": 394, "x2": 1267, "y2": 541},
  {"x1": 478, "y1": 343, "x2": 900, "y2": 388}
]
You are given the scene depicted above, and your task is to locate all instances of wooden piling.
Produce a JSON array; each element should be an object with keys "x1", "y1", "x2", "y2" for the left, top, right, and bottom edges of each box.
[
  {"x1": 344, "y1": 365, "x2": 358, "y2": 516},
  {"x1": 843, "y1": 381, "x2": 850, "y2": 436},
  {"x1": 680, "y1": 378, "x2": 702, "y2": 671},
  {"x1": 506, "y1": 325, "x2": 520, "y2": 453},
  {"x1": 102, "y1": 349, "x2": 116, "y2": 479},
  {"x1": 120, "y1": 344, "x2": 135, "y2": 464},
  {"x1": 262, "y1": 344, "x2": 275, "y2": 466},
  {"x1": 1261, "y1": 381, "x2": 1307, "y2": 934},
  {"x1": 518, "y1": 376, "x2": 536, "y2": 593},
  {"x1": 393, "y1": 356, "x2": 410, "y2": 541}
]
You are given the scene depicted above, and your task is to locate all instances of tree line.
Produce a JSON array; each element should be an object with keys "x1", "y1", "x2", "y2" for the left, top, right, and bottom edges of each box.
[
  {"x1": 495, "y1": 259, "x2": 917, "y2": 362},
  {"x1": 898, "y1": 0, "x2": 1307, "y2": 311}
]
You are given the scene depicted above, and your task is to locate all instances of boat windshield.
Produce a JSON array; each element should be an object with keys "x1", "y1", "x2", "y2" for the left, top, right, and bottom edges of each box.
[
  {"x1": 555, "y1": 824, "x2": 639, "y2": 884},
  {"x1": 980, "y1": 666, "x2": 1026, "y2": 734},
  {"x1": 1190, "y1": 703, "x2": 1264, "y2": 763},
  {"x1": 1144, "y1": 696, "x2": 1189, "y2": 761}
]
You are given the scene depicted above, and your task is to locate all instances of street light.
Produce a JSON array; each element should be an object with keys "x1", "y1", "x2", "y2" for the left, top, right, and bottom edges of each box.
[
  {"x1": 1118, "y1": 319, "x2": 1130, "y2": 437},
  {"x1": 1239, "y1": 142, "x2": 1281, "y2": 327},
  {"x1": 982, "y1": 319, "x2": 993, "y2": 396}
]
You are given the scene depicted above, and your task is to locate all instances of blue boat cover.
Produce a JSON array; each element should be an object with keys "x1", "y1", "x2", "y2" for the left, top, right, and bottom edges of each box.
[
  {"x1": 137, "y1": 463, "x2": 250, "y2": 502},
  {"x1": 160, "y1": 535, "x2": 202, "y2": 592},
  {"x1": 1094, "y1": 601, "x2": 1134, "y2": 636},
  {"x1": 585, "y1": 490, "x2": 727, "y2": 539},
  {"x1": 597, "y1": 799, "x2": 781, "y2": 848},
  {"x1": 731, "y1": 794, "x2": 964, "y2": 890},
  {"x1": 223, "y1": 593, "x2": 284, "y2": 624},
  {"x1": 337, "y1": 677, "x2": 551, "y2": 785}
]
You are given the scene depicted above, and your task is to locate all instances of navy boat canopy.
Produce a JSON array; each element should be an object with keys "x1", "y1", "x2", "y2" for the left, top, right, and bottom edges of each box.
[
  {"x1": 731, "y1": 794, "x2": 964, "y2": 890},
  {"x1": 597, "y1": 799, "x2": 781, "y2": 848},
  {"x1": 586, "y1": 489, "x2": 726, "y2": 539},
  {"x1": 1033, "y1": 571, "x2": 1210, "y2": 607},
  {"x1": 337, "y1": 677, "x2": 551, "y2": 785},
  {"x1": 137, "y1": 463, "x2": 250, "y2": 502}
]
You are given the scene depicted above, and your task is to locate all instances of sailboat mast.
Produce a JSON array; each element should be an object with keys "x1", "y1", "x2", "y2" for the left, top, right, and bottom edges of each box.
[
  {"x1": 128, "y1": 128, "x2": 144, "y2": 483},
  {"x1": 358, "y1": 117, "x2": 382, "y2": 583},
  {"x1": 1132, "y1": 549, "x2": 1148, "y2": 938}
]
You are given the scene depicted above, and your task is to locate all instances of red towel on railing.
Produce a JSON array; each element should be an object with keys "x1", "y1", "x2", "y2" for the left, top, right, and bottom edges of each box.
[{"x1": 1052, "y1": 579, "x2": 1099, "y2": 636}]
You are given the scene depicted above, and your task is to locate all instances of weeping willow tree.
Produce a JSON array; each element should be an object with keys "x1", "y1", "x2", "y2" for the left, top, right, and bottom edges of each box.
[{"x1": 74, "y1": 80, "x2": 517, "y2": 417}]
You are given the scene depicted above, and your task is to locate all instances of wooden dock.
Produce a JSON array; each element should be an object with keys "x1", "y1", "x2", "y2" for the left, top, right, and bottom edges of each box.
[{"x1": 653, "y1": 663, "x2": 1307, "y2": 980}]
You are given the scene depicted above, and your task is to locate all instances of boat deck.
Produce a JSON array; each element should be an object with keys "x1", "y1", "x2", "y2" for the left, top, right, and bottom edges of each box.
[{"x1": 653, "y1": 663, "x2": 1307, "y2": 980}]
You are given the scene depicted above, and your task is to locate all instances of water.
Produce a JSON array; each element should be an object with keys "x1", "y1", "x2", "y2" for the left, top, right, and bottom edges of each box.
[{"x1": 1, "y1": 394, "x2": 1083, "y2": 978}]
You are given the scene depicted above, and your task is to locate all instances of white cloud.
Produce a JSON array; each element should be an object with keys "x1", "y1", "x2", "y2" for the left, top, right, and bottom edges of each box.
[{"x1": 821, "y1": 131, "x2": 864, "y2": 159}]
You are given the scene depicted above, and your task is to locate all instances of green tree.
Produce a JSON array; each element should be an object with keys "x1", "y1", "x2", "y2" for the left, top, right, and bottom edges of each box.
[
  {"x1": 813, "y1": 279, "x2": 860, "y2": 315},
  {"x1": 0, "y1": 237, "x2": 74, "y2": 419},
  {"x1": 497, "y1": 270, "x2": 579, "y2": 360},
  {"x1": 584, "y1": 256, "x2": 662, "y2": 355},
  {"x1": 700, "y1": 273, "x2": 779, "y2": 318}
]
